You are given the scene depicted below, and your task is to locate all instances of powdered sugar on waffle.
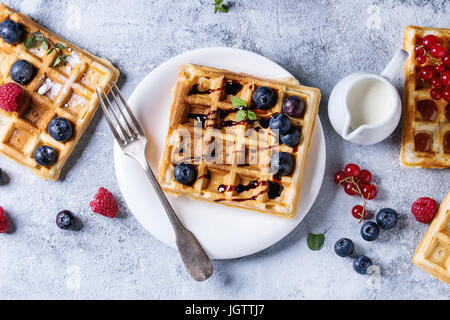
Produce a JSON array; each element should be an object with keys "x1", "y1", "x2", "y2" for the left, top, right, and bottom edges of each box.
[
  {"x1": 65, "y1": 51, "x2": 81, "y2": 72},
  {"x1": 38, "y1": 78, "x2": 62, "y2": 100}
]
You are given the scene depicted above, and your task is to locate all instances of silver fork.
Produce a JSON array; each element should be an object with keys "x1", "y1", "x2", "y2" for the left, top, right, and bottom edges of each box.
[{"x1": 96, "y1": 83, "x2": 213, "y2": 282}]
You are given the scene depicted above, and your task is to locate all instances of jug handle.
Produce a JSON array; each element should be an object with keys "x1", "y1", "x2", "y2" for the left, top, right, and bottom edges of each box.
[{"x1": 381, "y1": 49, "x2": 409, "y2": 82}]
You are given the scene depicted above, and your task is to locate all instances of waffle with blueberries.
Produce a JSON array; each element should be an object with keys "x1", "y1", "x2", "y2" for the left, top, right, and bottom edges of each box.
[
  {"x1": 0, "y1": 4, "x2": 119, "y2": 180},
  {"x1": 158, "y1": 64, "x2": 321, "y2": 218},
  {"x1": 401, "y1": 26, "x2": 450, "y2": 168},
  {"x1": 413, "y1": 191, "x2": 450, "y2": 284}
]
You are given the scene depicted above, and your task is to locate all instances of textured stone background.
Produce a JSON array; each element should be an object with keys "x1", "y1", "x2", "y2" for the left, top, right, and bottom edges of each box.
[{"x1": 0, "y1": 0, "x2": 449, "y2": 299}]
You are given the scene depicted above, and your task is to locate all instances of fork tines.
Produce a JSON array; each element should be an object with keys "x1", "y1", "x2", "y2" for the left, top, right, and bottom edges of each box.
[{"x1": 96, "y1": 83, "x2": 145, "y2": 146}]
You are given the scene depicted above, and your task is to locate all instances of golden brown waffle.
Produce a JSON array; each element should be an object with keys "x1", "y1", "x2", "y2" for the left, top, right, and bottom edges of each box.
[
  {"x1": 413, "y1": 191, "x2": 450, "y2": 284},
  {"x1": 158, "y1": 64, "x2": 321, "y2": 218},
  {"x1": 401, "y1": 26, "x2": 450, "y2": 168},
  {"x1": 0, "y1": 4, "x2": 119, "y2": 180}
]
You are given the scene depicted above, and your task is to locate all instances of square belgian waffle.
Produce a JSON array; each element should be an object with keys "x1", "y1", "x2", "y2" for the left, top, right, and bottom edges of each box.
[
  {"x1": 0, "y1": 4, "x2": 119, "y2": 180},
  {"x1": 158, "y1": 64, "x2": 321, "y2": 218},
  {"x1": 401, "y1": 26, "x2": 450, "y2": 168},
  {"x1": 413, "y1": 191, "x2": 450, "y2": 284}
]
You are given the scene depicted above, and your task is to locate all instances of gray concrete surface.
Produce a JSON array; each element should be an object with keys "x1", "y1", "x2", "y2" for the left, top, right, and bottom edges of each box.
[{"x1": 0, "y1": 0, "x2": 449, "y2": 299}]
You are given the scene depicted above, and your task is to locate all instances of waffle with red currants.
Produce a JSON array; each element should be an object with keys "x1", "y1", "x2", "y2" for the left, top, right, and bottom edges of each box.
[{"x1": 401, "y1": 26, "x2": 450, "y2": 168}]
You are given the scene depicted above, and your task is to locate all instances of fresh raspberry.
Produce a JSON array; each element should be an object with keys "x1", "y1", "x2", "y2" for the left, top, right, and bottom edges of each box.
[
  {"x1": 0, "y1": 82, "x2": 23, "y2": 112},
  {"x1": 411, "y1": 197, "x2": 438, "y2": 224},
  {"x1": 0, "y1": 206, "x2": 9, "y2": 233},
  {"x1": 90, "y1": 187, "x2": 118, "y2": 218}
]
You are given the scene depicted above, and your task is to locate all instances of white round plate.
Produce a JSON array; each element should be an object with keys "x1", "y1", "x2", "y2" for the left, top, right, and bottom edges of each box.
[{"x1": 114, "y1": 47, "x2": 326, "y2": 260}]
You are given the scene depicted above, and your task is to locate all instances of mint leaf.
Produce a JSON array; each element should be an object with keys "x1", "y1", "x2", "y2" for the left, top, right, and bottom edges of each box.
[
  {"x1": 247, "y1": 111, "x2": 257, "y2": 121},
  {"x1": 25, "y1": 36, "x2": 36, "y2": 48},
  {"x1": 219, "y1": 3, "x2": 228, "y2": 12},
  {"x1": 42, "y1": 41, "x2": 49, "y2": 50},
  {"x1": 215, "y1": 0, "x2": 221, "y2": 4},
  {"x1": 54, "y1": 43, "x2": 66, "y2": 49},
  {"x1": 53, "y1": 56, "x2": 62, "y2": 67},
  {"x1": 47, "y1": 47, "x2": 54, "y2": 55},
  {"x1": 214, "y1": 6, "x2": 218, "y2": 13},
  {"x1": 236, "y1": 109, "x2": 247, "y2": 122},
  {"x1": 307, "y1": 233, "x2": 325, "y2": 251},
  {"x1": 231, "y1": 97, "x2": 246, "y2": 109}
]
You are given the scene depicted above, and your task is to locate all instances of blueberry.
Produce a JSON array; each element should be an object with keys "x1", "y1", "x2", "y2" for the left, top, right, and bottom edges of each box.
[
  {"x1": 360, "y1": 221, "x2": 380, "y2": 241},
  {"x1": 334, "y1": 238, "x2": 354, "y2": 257},
  {"x1": 282, "y1": 96, "x2": 305, "y2": 118},
  {"x1": 174, "y1": 164, "x2": 197, "y2": 186},
  {"x1": 0, "y1": 168, "x2": 2, "y2": 181},
  {"x1": 376, "y1": 208, "x2": 398, "y2": 230},
  {"x1": 280, "y1": 127, "x2": 301, "y2": 147},
  {"x1": 34, "y1": 146, "x2": 57, "y2": 166},
  {"x1": 353, "y1": 256, "x2": 372, "y2": 275},
  {"x1": 0, "y1": 19, "x2": 23, "y2": 44},
  {"x1": 56, "y1": 210, "x2": 76, "y2": 230},
  {"x1": 269, "y1": 113, "x2": 291, "y2": 134},
  {"x1": 252, "y1": 86, "x2": 276, "y2": 109},
  {"x1": 10, "y1": 60, "x2": 36, "y2": 85},
  {"x1": 48, "y1": 117, "x2": 73, "y2": 142},
  {"x1": 270, "y1": 152, "x2": 294, "y2": 176}
]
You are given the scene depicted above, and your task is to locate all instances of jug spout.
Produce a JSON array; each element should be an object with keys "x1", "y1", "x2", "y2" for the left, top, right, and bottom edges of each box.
[{"x1": 342, "y1": 119, "x2": 363, "y2": 142}]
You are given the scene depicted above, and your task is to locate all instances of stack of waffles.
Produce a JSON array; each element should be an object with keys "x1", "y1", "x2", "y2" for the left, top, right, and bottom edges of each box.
[
  {"x1": 0, "y1": 4, "x2": 119, "y2": 180},
  {"x1": 401, "y1": 26, "x2": 450, "y2": 168},
  {"x1": 158, "y1": 64, "x2": 321, "y2": 218}
]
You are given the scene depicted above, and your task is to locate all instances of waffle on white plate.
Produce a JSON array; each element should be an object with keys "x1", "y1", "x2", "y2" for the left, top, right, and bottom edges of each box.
[
  {"x1": 158, "y1": 64, "x2": 321, "y2": 218},
  {"x1": 413, "y1": 191, "x2": 450, "y2": 284},
  {"x1": 401, "y1": 26, "x2": 450, "y2": 168},
  {"x1": 0, "y1": 4, "x2": 119, "y2": 180}
]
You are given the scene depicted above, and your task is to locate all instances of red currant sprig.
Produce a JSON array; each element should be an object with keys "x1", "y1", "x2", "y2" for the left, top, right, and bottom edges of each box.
[
  {"x1": 334, "y1": 164, "x2": 378, "y2": 223},
  {"x1": 415, "y1": 35, "x2": 450, "y2": 102}
]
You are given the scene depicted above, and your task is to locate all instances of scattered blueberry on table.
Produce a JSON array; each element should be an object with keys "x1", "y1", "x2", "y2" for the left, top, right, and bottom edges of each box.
[
  {"x1": 353, "y1": 255, "x2": 372, "y2": 275},
  {"x1": 360, "y1": 221, "x2": 380, "y2": 242},
  {"x1": 334, "y1": 238, "x2": 354, "y2": 257},
  {"x1": 376, "y1": 208, "x2": 398, "y2": 230}
]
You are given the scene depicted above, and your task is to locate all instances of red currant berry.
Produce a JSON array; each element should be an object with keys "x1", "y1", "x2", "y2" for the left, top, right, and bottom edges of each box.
[
  {"x1": 344, "y1": 163, "x2": 361, "y2": 178},
  {"x1": 431, "y1": 77, "x2": 443, "y2": 88},
  {"x1": 334, "y1": 171, "x2": 346, "y2": 185},
  {"x1": 420, "y1": 66, "x2": 435, "y2": 81},
  {"x1": 430, "y1": 45, "x2": 446, "y2": 58},
  {"x1": 435, "y1": 63, "x2": 446, "y2": 73},
  {"x1": 416, "y1": 55, "x2": 426, "y2": 64},
  {"x1": 443, "y1": 55, "x2": 450, "y2": 68},
  {"x1": 414, "y1": 45, "x2": 424, "y2": 56},
  {"x1": 430, "y1": 88, "x2": 443, "y2": 100},
  {"x1": 362, "y1": 184, "x2": 377, "y2": 200},
  {"x1": 422, "y1": 35, "x2": 439, "y2": 50},
  {"x1": 359, "y1": 170, "x2": 372, "y2": 184},
  {"x1": 344, "y1": 183, "x2": 358, "y2": 196},
  {"x1": 443, "y1": 88, "x2": 450, "y2": 102},
  {"x1": 352, "y1": 205, "x2": 366, "y2": 220},
  {"x1": 440, "y1": 70, "x2": 450, "y2": 87}
]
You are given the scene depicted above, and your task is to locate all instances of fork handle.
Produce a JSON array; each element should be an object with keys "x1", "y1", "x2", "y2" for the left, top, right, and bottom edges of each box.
[{"x1": 137, "y1": 157, "x2": 214, "y2": 282}]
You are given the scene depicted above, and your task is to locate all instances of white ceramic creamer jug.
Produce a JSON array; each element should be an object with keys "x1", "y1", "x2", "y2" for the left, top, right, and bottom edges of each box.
[{"x1": 328, "y1": 49, "x2": 408, "y2": 145}]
